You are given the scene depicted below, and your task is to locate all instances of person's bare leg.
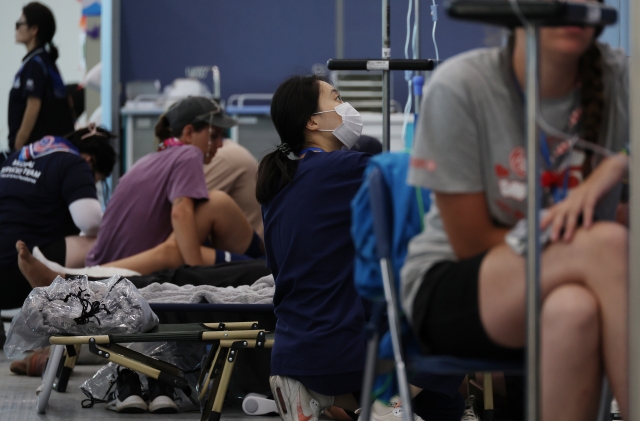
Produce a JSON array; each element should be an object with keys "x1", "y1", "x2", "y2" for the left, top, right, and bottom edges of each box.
[
  {"x1": 64, "y1": 236, "x2": 96, "y2": 268},
  {"x1": 477, "y1": 222, "x2": 628, "y2": 420},
  {"x1": 194, "y1": 190, "x2": 255, "y2": 254},
  {"x1": 332, "y1": 394, "x2": 359, "y2": 412},
  {"x1": 95, "y1": 191, "x2": 255, "y2": 275},
  {"x1": 16, "y1": 241, "x2": 64, "y2": 287},
  {"x1": 540, "y1": 284, "x2": 601, "y2": 421},
  {"x1": 102, "y1": 238, "x2": 217, "y2": 275}
]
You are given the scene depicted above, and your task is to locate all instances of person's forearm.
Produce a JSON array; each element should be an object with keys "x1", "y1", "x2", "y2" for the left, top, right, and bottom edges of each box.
[
  {"x1": 14, "y1": 97, "x2": 41, "y2": 150},
  {"x1": 583, "y1": 152, "x2": 629, "y2": 197},
  {"x1": 171, "y1": 198, "x2": 204, "y2": 266}
]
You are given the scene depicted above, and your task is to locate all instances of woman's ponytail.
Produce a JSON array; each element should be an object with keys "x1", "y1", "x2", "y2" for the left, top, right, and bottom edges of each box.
[
  {"x1": 46, "y1": 41, "x2": 59, "y2": 62},
  {"x1": 154, "y1": 115, "x2": 173, "y2": 142},
  {"x1": 578, "y1": 43, "x2": 605, "y2": 177},
  {"x1": 255, "y1": 75, "x2": 326, "y2": 204},
  {"x1": 256, "y1": 148, "x2": 298, "y2": 205}
]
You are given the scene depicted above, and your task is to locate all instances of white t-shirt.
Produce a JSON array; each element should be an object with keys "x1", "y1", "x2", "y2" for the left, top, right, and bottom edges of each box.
[{"x1": 401, "y1": 43, "x2": 628, "y2": 320}]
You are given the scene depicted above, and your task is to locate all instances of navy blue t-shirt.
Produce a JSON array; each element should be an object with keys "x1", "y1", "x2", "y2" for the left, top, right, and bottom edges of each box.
[
  {"x1": 7, "y1": 49, "x2": 70, "y2": 150},
  {"x1": 0, "y1": 150, "x2": 97, "y2": 268},
  {"x1": 262, "y1": 150, "x2": 370, "y2": 377}
]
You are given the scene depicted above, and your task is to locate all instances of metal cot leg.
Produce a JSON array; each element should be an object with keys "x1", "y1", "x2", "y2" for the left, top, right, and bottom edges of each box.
[
  {"x1": 37, "y1": 345, "x2": 64, "y2": 413},
  {"x1": 482, "y1": 372, "x2": 494, "y2": 421},
  {"x1": 596, "y1": 377, "x2": 612, "y2": 421}
]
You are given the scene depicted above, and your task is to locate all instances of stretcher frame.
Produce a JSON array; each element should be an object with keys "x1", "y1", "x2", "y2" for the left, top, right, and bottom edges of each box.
[{"x1": 37, "y1": 321, "x2": 274, "y2": 421}]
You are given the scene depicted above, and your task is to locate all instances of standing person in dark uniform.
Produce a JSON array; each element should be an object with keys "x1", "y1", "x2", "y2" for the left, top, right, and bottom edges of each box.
[{"x1": 7, "y1": 2, "x2": 73, "y2": 154}]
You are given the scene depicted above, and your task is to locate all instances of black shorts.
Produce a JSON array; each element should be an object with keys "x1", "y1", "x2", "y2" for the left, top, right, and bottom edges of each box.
[
  {"x1": 412, "y1": 253, "x2": 523, "y2": 361},
  {"x1": 39, "y1": 238, "x2": 67, "y2": 266}
]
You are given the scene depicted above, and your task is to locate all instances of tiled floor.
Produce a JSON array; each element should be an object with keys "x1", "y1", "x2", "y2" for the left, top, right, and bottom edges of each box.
[{"x1": 0, "y1": 347, "x2": 277, "y2": 421}]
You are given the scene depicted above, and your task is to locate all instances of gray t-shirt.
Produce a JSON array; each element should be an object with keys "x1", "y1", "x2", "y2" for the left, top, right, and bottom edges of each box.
[{"x1": 401, "y1": 43, "x2": 628, "y2": 320}]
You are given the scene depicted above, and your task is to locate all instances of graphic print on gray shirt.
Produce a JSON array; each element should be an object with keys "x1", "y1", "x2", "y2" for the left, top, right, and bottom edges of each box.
[{"x1": 401, "y1": 43, "x2": 628, "y2": 321}]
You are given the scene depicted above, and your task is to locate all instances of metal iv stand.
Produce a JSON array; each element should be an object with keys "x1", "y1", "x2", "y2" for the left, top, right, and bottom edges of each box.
[
  {"x1": 326, "y1": 3, "x2": 435, "y2": 421},
  {"x1": 327, "y1": 1, "x2": 435, "y2": 153}
]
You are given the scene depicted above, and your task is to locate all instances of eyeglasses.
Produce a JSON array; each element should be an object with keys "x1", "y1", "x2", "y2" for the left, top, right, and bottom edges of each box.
[{"x1": 15, "y1": 21, "x2": 27, "y2": 30}]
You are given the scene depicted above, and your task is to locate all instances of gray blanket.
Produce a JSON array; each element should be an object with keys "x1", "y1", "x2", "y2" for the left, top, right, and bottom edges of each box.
[{"x1": 139, "y1": 274, "x2": 274, "y2": 304}]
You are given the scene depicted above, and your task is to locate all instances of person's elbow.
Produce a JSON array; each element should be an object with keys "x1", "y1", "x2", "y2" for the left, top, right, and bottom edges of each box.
[
  {"x1": 171, "y1": 198, "x2": 194, "y2": 225},
  {"x1": 82, "y1": 217, "x2": 101, "y2": 236}
]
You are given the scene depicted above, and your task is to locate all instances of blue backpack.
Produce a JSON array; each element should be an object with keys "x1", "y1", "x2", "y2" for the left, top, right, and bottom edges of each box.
[
  {"x1": 351, "y1": 152, "x2": 431, "y2": 402},
  {"x1": 351, "y1": 151, "x2": 430, "y2": 301}
]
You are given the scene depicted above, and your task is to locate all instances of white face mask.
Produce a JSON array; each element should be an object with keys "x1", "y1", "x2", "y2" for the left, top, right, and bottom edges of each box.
[{"x1": 314, "y1": 102, "x2": 363, "y2": 150}]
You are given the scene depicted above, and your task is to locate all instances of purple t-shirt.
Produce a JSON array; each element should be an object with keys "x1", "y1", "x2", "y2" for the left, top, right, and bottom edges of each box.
[{"x1": 86, "y1": 146, "x2": 209, "y2": 265}]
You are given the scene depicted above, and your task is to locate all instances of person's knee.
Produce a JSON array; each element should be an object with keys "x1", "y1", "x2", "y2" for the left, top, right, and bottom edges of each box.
[
  {"x1": 207, "y1": 189, "x2": 232, "y2": 203},
  {"x1": 542, "y1": 285, "x2": 599, "y2": 337},
  {"x1": 206, "y1": 190, "x2": 238, "y2": 212},
  {"x1": 579, "y1": 221, "x2": 627, "y2": 258}
]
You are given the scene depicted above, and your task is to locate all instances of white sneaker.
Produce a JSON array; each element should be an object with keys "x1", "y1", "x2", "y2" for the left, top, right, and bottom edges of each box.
[
  {"x1": 105, "y1": 368, "x2": 147, "y2": 413},
  {"x1": 612, "y1": 398, "x2": 623, "y2": 420},
  {"x1": 269, "y1": 375, "x2": 334, "y2": 421},
  {"x1": 370, "y1": 396, "x2": 424, "y2": 421},
  {"x1": 460, "y1": 395, "x2": 479, "y2": 421}
]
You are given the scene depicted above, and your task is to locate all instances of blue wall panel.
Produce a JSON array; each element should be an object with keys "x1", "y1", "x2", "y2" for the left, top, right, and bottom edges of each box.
[{"x1": 120, "y1": 1, "x2": 500, "y2": 106}]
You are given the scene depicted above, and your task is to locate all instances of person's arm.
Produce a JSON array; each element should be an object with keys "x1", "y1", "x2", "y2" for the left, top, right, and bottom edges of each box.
[
  {"x1": 68, "y1": 198, "x2": 102, "y2": 236},
  {"x1": 436, "y1": 191, "x2": 510, "y2": 260},
  {"x1": 541, "y1": 152, "x2": 629, "y2": 242},
  {"x1": 14, "y1": 97, "x2": 41, "y2": 150},
  {"x1": 171, "y1": 196, "x2": 204, "y2": 266}
]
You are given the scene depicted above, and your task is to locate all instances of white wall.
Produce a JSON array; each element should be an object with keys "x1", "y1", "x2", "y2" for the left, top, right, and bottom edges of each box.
[{"x1": 0, "y1": 0, "x2": 83, "y2": 151}]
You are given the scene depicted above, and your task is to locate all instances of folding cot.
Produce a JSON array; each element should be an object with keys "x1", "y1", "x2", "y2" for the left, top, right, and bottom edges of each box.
[{"x1": 38, "y1": 319, "x2": 274, "y2": 421}]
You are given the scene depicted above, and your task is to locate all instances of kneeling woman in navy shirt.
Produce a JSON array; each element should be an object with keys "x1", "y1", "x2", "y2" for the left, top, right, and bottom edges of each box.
[
  {"x1": 258, "y1": 76, "x2": 467, "y2": 421},
  {"x1": 257, "y1": 75, "x2": 369, "y2": 421}
]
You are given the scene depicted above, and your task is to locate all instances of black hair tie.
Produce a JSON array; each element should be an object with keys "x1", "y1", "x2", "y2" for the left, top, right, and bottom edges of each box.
[{"x1": 277, "y1": 143, "x2": 292, "y2": 155}]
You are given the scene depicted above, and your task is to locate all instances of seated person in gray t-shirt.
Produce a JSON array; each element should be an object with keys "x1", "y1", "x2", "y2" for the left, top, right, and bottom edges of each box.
[{"x1": 402, "y1": 15, "x2": 629, "y2": 421}]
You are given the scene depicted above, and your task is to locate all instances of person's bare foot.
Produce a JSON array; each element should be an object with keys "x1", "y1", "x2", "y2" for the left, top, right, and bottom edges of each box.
[{"x1": 16, "y1": 241, "x2": 63, "y2": 288}]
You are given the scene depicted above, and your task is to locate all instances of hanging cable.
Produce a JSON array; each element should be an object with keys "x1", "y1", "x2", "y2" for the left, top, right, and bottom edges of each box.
[
  {"x1": 404, "y1": 0, "x2": 414, "y2": 61},
  {"x1": 401, "y1": 0, "x2": 415, "y2": 149},
  {"x1": 431, "y1": 0, "x2": 439, "y2": 62}
]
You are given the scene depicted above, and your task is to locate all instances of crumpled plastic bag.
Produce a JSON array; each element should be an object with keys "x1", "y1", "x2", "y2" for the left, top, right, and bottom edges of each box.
[{"x1": 4, "y1": 275, "x2": 158, "y2": 359}]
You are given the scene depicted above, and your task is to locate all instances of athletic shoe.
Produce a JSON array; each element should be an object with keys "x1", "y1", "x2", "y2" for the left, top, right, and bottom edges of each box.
[
  {"x1": 460, "y1": 395, "x2": 479, "y2": 421},
  {"x1": 611, "y1": 398, "x2": 623, "y2": 420},
  {"x1": 110, "y1": 368, "x2": 147, "y2": 413},
  {"x1": 370, "y1": 396, "x2": 424, "y2": 421},
  {"x1": 269, "y1": 375, "x2": 334, "y2": 421},
  {"x1": 147, "y1": 376, "x2": 179, "y2": 414}
]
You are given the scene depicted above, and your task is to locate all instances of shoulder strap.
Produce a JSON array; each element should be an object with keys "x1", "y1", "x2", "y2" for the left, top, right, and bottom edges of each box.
[{"x1": 31, "y1": 54, "x2": 49, "y2": 77}]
